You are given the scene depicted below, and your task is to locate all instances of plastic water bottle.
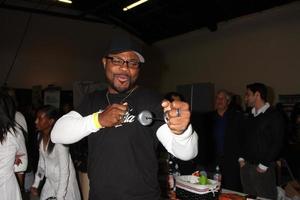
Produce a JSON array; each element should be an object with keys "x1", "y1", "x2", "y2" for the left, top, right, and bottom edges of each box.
[
  {"x1": 168, "y1": 155, "x2": 179, "y2": 191},
  {"x1": 200, "y1": 170, "x2": 207, "y2": 177},
  {"x1": 213, "y1": 165, "x2": 222, "y2": 185},
  {"x1": 168, "y1": 161, "x2": 175, "y2": 191}
]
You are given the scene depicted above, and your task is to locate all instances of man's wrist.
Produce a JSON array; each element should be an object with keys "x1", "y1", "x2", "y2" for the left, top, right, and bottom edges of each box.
[{"x1": 93, "y1": 112, "x2": 102, "y2": 129}]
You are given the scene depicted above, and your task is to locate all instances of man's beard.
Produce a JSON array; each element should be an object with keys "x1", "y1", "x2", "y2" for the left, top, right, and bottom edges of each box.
[{"x1": 110, "y1": 79, "x2": 134, "y2": 94}]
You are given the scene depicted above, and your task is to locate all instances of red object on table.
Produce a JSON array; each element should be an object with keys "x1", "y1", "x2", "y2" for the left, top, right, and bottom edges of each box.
[{"x1": 218, "y1": 193, "x2": 246, "y2": 200}]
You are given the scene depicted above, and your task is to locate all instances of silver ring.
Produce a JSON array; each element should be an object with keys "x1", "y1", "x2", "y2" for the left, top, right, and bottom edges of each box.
[{"x1": 176, "y1": 109, "x2": 181, "y2": 117}]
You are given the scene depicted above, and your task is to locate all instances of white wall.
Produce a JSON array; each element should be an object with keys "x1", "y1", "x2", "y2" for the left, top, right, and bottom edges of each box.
[
  {"x1": 154, "y1": 2, "x2": 300, "y2": 101},
  {"x1": 1, "y1": 2, "x2": 300, "y2": 101},
  {"x1": 0, "y1": 9, "x2": 142, "y2": 90}
]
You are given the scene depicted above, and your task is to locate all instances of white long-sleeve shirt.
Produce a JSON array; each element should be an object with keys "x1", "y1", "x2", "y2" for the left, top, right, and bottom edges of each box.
[
  {"x1": 51, "y1": 110, "x2": 198, "y2": 161},
  {"x1": 0, "y1": 112, "x2": 28, "y2": 200},
  {"x1": 14, "y1": 111, "x2": 28, "y2": 172},
  {"x1": 32, "y1": 141, "x2": 81, "y2": 200}
]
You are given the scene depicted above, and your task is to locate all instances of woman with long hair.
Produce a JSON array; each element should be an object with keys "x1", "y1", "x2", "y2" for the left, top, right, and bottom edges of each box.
[
  {"x1": 0, "y1": 91, "x2": 28, "y2": 200},
  {"x1": 30, "y1": 105, "x2": 81, "y2": 200}
]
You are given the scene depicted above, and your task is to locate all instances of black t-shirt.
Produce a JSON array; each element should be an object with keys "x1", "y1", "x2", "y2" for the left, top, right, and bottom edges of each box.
[{"x1": 76, "y1": 87, "x2": 164, "y2": 200}]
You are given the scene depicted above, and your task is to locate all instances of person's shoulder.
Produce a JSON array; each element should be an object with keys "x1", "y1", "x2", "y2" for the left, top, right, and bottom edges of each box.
[
  {"x1": 15, "y1": 111, "x2": 26, "y2": 123},
  {"x1": 136, "y1": 86, "x2": 159, "y2": 95},
  {"x1": 15, "y1": 111, "x2": 28, "y2": 132},
  {"x1": 135, "y1": 87, "x2": 162, "y2": 100},
  {"x1": 76, "y1": 89, "x2": 107, "y2": 114},
  {"x1": 79, "y1": 89, "x2": 107, "y2": 104},
  {"x1": 228, "y1": 108, "x2": 244, "y2": 116},
  {"x1": 86, "y1": 89, "x2": 107, "y2": 98},
  {"x1": 265, "y1": 106, "x2": 284, "y2": 119},
  {"x1": 206, "y1": 110, "x2": 216, "y2": 117},
  {"x1": 266, "y1": 106, "x2": 280, "y2": 114}
]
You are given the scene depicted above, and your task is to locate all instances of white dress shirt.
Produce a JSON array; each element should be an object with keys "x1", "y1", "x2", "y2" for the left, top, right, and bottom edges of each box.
[
  {"x1": 0, "y1": 112, "x2": 28, "y2": 200},
  {"x1": 32, "y1": 141, "x2": 81, "y2": 200}
]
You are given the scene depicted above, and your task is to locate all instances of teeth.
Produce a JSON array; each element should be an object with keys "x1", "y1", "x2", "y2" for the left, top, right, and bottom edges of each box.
[{"x1": 117, "y1": 75, "x2": 128, "y2": 82}]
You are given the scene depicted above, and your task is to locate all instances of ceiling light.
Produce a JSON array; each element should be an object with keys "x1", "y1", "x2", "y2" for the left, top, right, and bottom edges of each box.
[
  {"x1": 123, "y1": 0, "x2": 149, "y2": 11},
  {"x1": 58, "y1": 0, "x2": 72, "y2": 4}
]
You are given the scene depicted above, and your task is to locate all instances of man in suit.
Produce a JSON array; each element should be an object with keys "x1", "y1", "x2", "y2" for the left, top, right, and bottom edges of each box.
[{"x1": 204, "y1": 89, "x2": 243, "y2": 192}]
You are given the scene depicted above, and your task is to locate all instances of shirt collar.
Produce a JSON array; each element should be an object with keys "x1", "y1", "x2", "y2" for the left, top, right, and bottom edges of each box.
[{"x1": 251, "y1": 102, "x2": 270, "y2": 117}]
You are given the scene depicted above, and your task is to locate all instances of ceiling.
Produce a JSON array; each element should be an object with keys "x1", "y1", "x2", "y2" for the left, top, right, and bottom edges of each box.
[{"x1": 0, "y1": 0, "x2": 297, "y2": 44}]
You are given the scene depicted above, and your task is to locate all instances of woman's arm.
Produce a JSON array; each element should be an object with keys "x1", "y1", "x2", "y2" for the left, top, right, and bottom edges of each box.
[
  {"x1": 32, "y1": 146, "x2": 45, "y2": 189},
  {"x1": 55, "y1": 144, "x2": 71, "y2": 200},
  {"x1": 14, "y1": 112, "x2": 28, "y2": 172},
  {"x1": 14, "y1": 132, "x2": 28, "y2": 172}
]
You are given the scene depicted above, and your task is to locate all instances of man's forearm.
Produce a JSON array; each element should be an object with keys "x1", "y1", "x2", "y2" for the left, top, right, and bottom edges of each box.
[
  {"x1": 51, "y1": 111, "x2": 100, "y2": 144},
  {"x1": 156, "y1": 124, "x2": 198, "y2": 161}
]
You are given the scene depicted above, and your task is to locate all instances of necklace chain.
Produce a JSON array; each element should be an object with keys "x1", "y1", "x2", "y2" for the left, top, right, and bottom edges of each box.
[{"x1": 106, "y1": 86, "x2": 138, "y2": 105}]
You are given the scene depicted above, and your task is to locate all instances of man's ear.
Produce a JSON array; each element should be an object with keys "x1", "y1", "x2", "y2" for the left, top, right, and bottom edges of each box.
[{"x1": 102, "y1": 57, "x2": 106, "y2": 69}]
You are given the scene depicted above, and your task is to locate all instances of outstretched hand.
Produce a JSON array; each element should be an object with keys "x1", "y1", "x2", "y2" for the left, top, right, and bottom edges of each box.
[{"x1": 161, "y1": 100, "x2": 190, "y2": 135}]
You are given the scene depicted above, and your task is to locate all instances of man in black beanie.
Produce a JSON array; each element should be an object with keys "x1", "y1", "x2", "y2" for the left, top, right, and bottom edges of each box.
[{"x1": 51, "y1": 34, "x2": 198, "y2": 200}]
